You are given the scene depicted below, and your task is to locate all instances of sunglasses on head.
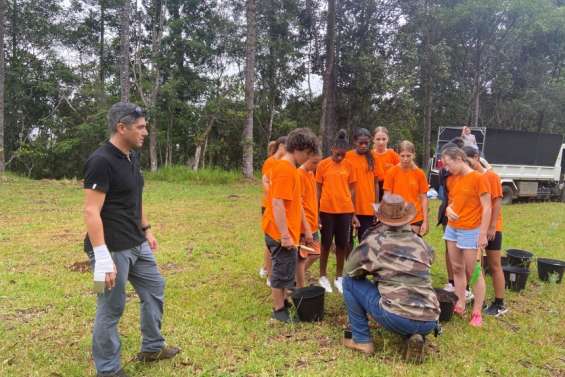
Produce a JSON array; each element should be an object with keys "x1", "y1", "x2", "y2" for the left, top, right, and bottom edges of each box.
[{"x1": 120, "y1": 107, "x2": 145, "y2": 122}]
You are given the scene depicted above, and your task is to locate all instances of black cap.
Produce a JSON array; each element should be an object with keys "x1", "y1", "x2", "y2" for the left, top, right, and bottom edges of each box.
[{"x1": 107, "y1": 102, "x2": 145, "y2": 132}]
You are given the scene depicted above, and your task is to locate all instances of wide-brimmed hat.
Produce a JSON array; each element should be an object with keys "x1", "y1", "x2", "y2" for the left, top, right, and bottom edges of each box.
[{"x1": 373, "y1": 194, "x2": 416, "y2": 227}]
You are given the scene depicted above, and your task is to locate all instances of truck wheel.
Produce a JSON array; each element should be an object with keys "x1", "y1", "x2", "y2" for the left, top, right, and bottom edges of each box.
[{"x1": 502, "y1": 185, "x2": 514, "y2": 205}]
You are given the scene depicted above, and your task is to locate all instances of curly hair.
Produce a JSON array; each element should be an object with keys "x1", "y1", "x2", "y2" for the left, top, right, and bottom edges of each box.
[{"x1": 286, "y1": 128, "x2": 319, "y2": 154}]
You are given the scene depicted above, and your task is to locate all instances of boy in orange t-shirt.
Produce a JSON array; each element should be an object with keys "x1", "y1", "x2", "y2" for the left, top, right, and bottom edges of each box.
[
  {"x1": 383, "y1": 141, "x2": 429, "y2": 236},
  {"x1": 296, "y1": 153, "x2": 322, "y2": 288},
  {"x1": 259, "y1": 136, "x2": 287, "y2": 283},
  {"x1": 262, "y1": 128, "x2": 319, "y2": 323},
  {"x1": 345, "y1": 128, "x2": 378, "y2": 242},
  {"x1": 316, "y1": 130, "x2": 357, "y2": 294},
  {"x1": 373, "y1": 127, "x2": 400, "y2": 202}
]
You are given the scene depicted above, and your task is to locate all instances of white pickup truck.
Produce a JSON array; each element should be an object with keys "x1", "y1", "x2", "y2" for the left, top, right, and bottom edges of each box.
[{"x1": 428, "y1": 127, "x2": 565, "y2": 204}]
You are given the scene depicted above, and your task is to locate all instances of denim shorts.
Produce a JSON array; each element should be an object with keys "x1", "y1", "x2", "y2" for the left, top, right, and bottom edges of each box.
[{"x1": 443, "y1": 225, "x2": 480, "y2": 250}]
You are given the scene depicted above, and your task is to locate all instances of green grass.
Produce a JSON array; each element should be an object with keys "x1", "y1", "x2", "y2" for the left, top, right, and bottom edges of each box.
[
  {"x1": 145, "y1": 166, "x2": 242, "y2": 185},
  {"x1": 0, "y1": 173, "x2": 564, "y2": 376}
]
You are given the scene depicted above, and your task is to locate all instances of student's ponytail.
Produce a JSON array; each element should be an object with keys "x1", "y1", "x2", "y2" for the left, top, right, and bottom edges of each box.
[
  {"x1": 353, "y1": 128, "x2": 374, "y2": 171},
  {"x1": 334, "y1": 129, "x2": 350, "y2": 150}
]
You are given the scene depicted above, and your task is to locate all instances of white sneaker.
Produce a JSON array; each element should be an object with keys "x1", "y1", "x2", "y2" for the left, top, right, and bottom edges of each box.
[
  {"x1": 465, "y1": 289, "x2": 474, "y2": 303},
  {"x1": 259, "y1": 267, "x2": 268, "y2": 278},
  {"x1": 319, "y1": 276, "x2": 333, "y2": 293},
  {"x1": 334, "y1": 277, "x2": 344, "y2": 294},
  {"x1": 443, "y1": 283, "x2": 455, "y2": 292},
  {"x1": 266, "y1": 278, "x2": 271, "y2": 287}
]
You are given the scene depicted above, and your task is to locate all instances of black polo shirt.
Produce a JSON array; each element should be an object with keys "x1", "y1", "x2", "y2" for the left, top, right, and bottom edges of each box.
[{"x1": 83, "y1": 141, "x2": 146, "y2": 253}]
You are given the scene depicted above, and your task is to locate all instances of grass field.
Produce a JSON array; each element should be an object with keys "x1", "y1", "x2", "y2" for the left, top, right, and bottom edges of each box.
[{"x1": 0, "y1": 172, "x2": 564, "y2": 377}]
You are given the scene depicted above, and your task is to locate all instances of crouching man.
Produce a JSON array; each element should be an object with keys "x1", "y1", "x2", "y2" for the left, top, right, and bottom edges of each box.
[
  {"x1": 84, "y1": 102, "x2": 180, "y2": 377},
  {"x1": 342, "y1": 194, "x2": 440, "y2": 363}
]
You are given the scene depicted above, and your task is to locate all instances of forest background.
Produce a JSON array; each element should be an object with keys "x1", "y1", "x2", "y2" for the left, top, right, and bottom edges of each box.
[{"x1": 0, "y1": 0, "x2": 565, "y2": 179}]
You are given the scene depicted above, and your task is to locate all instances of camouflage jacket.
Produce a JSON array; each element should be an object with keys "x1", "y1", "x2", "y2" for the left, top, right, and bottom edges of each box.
[{"x1": 344, "y1": 224, "x2": 440, "y2": 322}]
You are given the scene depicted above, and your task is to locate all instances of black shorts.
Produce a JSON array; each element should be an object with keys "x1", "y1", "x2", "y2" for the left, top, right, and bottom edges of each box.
[
  {"x1": 377, "y1": 181, "x2": 384, "y2": 202},
  {"x1": 486, "y1": 231, "x2": 503, "y2": 251},
  {"x1": 353, "y1": 215, "x2": 376, "y2": 243},
  {"x1": 264, "y1": 234, "x2": 297, "y2": 289},
  {"x1": 320, "y1": 212, "x2": 352, "y2": 250}
]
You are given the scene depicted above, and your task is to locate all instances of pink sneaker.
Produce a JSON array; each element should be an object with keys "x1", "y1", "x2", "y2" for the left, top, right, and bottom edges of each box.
[{"x1": 469, "y1": 313, "x2": 483, "y2": 327}]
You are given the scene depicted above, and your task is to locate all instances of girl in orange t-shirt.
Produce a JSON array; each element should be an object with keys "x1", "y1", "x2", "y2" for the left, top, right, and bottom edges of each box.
[
  {"x1": 316, "y1": 130, "x2": 357, "y2": 294},
  {"x1": 463, "y1": 146, "x2": 507, "y2": 317},
  {"x1": 383, "y1": 141, "x2": 429, "y2": 236},
  {"x1": 441, "y1": 147, "x2": 491, "y2": 327},
  {"x1": 296, "y1": 152, "x2": 322, "y2": 288},
  {"x1": 345, "y1": 128, "x2": 378, "y2": 243},
  {"x1": 259, "y1": 136, "x2": 287, "y2": 284},
  {"x1": 373, "y1": 127, "x2": 400, "y2": 202}
]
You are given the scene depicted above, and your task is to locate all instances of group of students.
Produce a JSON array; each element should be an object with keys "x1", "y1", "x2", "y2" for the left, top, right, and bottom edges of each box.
[{"x1": 259, "y1": 125, "x2": 506, "y2": 328}]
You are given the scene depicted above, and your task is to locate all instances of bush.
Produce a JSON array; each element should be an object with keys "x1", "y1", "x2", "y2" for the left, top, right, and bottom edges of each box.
[{"x1": 145, "y1": 165, "x2": 242, "y2": 185}]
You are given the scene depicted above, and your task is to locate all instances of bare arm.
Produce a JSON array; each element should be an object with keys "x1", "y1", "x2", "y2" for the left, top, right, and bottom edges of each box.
[
  {"x1": 420, "y1": 194, "x2": 429, "y2": 236},
  {"x1": 84, "y1": 189, "x2": 106, "y2": 247},
  {"x1": 301, "y1": 207, "x2": 313, "y2": 244},
  {"x1": 374, "y1": 177, "x2": 379, "y2": 203},
  {"x1": 316, "y1": 182, "x2": 323, "y2": 228},
  {"x1": 478, "y1": 193, "x2": 492, "y2": 249},
  {"x1": 488, "y1": 197, "x2": 501, "y2": 239},
  {"x1": 141, "y1": 204, "x2": 158, "y2": 251},
  {"x1": 273, "y1": 198, "x2": 292, "y2": 247},
  {"x1": 350, "y1": 183, "x2": 360, "y2": 227},
  {"x1": 262, "y1": 174, "x2": 270, "y2": 192}
]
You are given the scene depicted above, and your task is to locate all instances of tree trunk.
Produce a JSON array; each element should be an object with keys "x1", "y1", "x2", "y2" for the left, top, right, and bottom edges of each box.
[
  {"x1": 99, "y1": 0, "x2": 106, "y2": 103},
  {"x1": 0, "y1": 0, "x2": 5, "y2": 173},
  {"x1": 133, "y1": 0, "x2": 166, "y2": 172},
  {"x1": 242, "y1": 0, "x2": 256, "y2": 178},
  {"x1": 422, "y1": 0, "x2": 433, "y2": 172},
  {"x1": 119, "y1": 0, "x2": 130, "y2": 102},
  {"x1": 319, "y1": 0, "x2": 337, "y2": 156},
  {"x1": 472, "y1": 35, "x2": 481, "y2": 128},
  {"x1": 267, "y1": 98, "x2": 275, "y2": 143},
  {"x1": 193, "y1": 115, "x2": 215, "y2": 171}
]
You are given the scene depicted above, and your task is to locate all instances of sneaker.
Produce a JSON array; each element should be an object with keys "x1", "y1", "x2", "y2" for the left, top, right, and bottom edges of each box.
[
  {"x1": 469, "y1": 312, "x2": 483, "y2": 327},
  {"x1": 97, "y1": 369, "x2": 129, "y2": 377},
  {"x1": 465, "y1": 290, "x2": 474, "y2": 303},
  {"x1": 334, "y1": 277, "x2": 344, "y2": 294},
  {"x1": 443, "y1": 283, "x2": 455, "y2": 292},
  {"x1": 271, "y1": 307, "x2": 298, "y2": 324},
  {"x1": 343, "y1": 338, "x2": 374, "y2": 355},
  {"x1": 266, "y1": 278, "x2": 271, "y2": 287},
  {"x1": 484, "y1": 302, "x2": 508, "y2": 317},
  {"x1": 137, "y1": 345, "x2": 181, "y2": 362},
  {"x1": 404, "y1": 334, "x2": 425, "y2": 364},
  {"x1": 259, "y1": 267, "x2": 268, "y2": 278},
  {"x1": 319, "y1": 276, "x2": 333, "y2": 293}
]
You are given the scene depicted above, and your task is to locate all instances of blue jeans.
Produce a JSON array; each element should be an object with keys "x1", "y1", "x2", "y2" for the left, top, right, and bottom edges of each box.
[
  {"x1": 343, "y1": 277, "x2": 437, "y2": 343},
  {"x1": 91, "y1": 242, "x2": 166, "y2": 374}
]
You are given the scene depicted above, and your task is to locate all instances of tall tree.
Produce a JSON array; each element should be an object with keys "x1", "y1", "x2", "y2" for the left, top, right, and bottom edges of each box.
[
  {"x1": 133, "y1": 0, "x2": 166, "y2": 172},
  {"x1": 119, "y1": 0, "x2": 130, "y2": 102},
  {"x1": 0, "y1": 0, "x2": 5, "y2": 173},
  {"x1": 99, "y1": 0, "x2": 106, "y2": 102},
  {"x1": 319, "y1": 0, "x2": 336, "y2": 155},
  {"x1": 242, "y1": 0, "x2": 256, "y2": 178}
]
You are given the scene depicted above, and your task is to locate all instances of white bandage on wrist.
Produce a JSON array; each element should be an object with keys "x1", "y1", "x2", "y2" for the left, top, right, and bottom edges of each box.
[{"x1": 93, "y1": 244, "x2": 114, "y2": 280}]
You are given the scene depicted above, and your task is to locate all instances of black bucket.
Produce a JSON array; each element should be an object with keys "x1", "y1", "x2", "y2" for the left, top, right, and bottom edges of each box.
[
  {"x1": 291, "y1": 285, "x2": 325, "y2": 322},
  {"x1": 434, "y1": 288, "x2": 458, "y2": 322},
  {"x1": 537, "y1": 258, "x2": 565, "y2": 284},
  {"x1": 501, "y1": 256, "x2": 508, "y2": 266},
  {"x1": 506, "y1": 249, "x2": 534, "y2": 269},
  {"x1": 503, "y1": 265, "x2": 530, "y2": 292}
]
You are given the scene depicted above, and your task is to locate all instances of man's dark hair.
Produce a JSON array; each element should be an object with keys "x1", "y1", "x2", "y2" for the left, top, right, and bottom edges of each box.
[
  {"x1": 462, "y1": 145, "x2": 479, "y2": 158},
  {"x1": 448, "y1": 137, "x2": 465, "y2": 149},
  {"x1": 107, "y1": 102, "x2": 145, "y2": 134},
  {"x1": 286, "y1": 128, "x2": 319, "y2": 154}
]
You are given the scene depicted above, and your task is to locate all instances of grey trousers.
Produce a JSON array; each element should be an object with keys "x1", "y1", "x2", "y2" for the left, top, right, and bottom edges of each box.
[{"x1": 91, "y1": 242, "x2": 165, "y2": 374}]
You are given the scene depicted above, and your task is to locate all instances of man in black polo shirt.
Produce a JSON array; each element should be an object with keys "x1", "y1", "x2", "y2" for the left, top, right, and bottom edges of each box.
[{"x1": 84, "y1": 102, "x2": 179, "y2": 377}]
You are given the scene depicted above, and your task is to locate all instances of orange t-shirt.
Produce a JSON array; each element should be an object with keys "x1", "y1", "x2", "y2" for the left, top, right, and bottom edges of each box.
[
  {"x1": 484, "y1": 170, "x2": 503, "y2": 232},
  {"x1": 261, "y1": 156, "x2": 277, "y2": 208},
  {"x1": 345, "y1": 150, "x2": 378, "y2": 216},
  {"x1": 448, "y1": 171, "x2": 491, "y2": 230},
  {"x1": 261, "y1": 160, "x2": 302, "y2": 245},
  {"x1": 298, "y1": 168, "x2": 318, "y2": 231},
  {"x1": 373, "y1": 149, "x2": 400, "y2": 181},
  {"x1": 445, "y1": 174, "x2": 460, "y2": 203},
  {"x1": 316, "y1": 157, "x2": 356, "y2": 214},
  {"x1": 383, "y1": 165, "x2": 428, "y2": 223}
]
